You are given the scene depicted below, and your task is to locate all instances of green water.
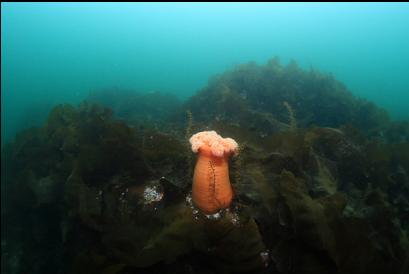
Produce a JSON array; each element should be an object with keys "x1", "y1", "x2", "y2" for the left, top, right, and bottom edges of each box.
[{"x1": 2, "y1": 2, "x2": 409, "y2": 144}]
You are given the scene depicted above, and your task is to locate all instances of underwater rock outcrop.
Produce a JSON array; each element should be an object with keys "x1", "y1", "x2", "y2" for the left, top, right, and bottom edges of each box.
[
  {"x1": 86, "y1": 87, "x2": 182, "y2": 130},
  {"x1": 183, "y1": 58, "x2": 408, "y2": 143},
  {"x1": 2, "y1": 58, "x2": 409, "y2": 274}
]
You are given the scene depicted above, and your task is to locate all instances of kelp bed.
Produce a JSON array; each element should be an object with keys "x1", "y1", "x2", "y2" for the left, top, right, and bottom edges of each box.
[{"x1": 2, "y1": 58, "x2": 409, "y2": 274}]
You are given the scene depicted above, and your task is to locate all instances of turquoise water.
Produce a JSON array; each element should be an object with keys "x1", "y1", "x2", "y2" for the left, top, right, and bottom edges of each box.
[
  {"x1": 2, "y1": 2, "x2": 409, "y2": 144},
  {"x1": 2, "y1": 4, "x2": 409, "y2": 274}
]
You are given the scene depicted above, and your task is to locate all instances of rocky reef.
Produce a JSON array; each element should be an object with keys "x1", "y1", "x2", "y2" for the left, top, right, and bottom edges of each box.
[{"x1": 2, "y1": 58, "x2": 409, "y2": 274}]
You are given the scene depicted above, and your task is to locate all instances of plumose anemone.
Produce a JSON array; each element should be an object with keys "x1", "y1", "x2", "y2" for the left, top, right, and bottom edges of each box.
[{"x1": 189, "y1": 130, "x2": 238, "y2": 214}]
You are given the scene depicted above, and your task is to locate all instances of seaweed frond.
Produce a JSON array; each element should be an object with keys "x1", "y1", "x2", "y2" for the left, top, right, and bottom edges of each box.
[
  {"x1": 185, "y1": 110, "x2": 194, "y2": 178},
  {"x1": 283, "y1": 101, "x2": 297, "y2": 131}
]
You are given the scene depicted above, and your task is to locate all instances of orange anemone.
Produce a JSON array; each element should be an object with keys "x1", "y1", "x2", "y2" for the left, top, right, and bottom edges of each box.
[{"x1": 189, "y1": 131, "x2": 238, "y2": 214}]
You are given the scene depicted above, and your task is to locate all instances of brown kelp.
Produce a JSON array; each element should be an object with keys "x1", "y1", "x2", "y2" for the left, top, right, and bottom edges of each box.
[{"x1": 2, "y1": 58, "x2": 408, "y2": 274}]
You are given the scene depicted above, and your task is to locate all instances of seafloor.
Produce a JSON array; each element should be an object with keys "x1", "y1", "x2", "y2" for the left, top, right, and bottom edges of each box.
[{"x1": 2, "y1": 58, "x2": 409, "y2": 274}]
